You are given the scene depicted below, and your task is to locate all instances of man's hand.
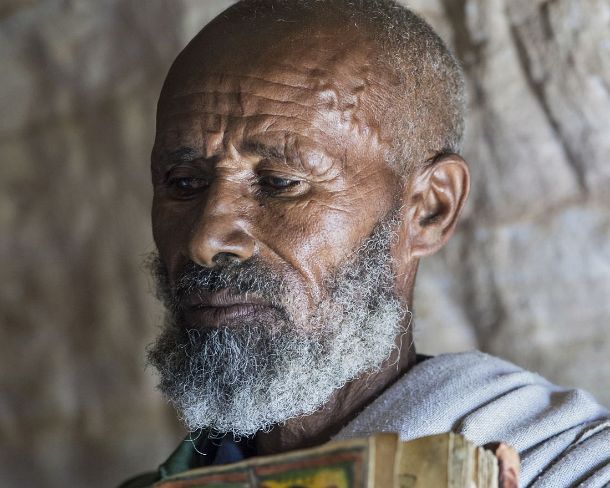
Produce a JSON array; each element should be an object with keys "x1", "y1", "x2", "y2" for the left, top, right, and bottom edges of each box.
[{"x1": 484, "y1": 442, "x2": 520, "y2": 488}]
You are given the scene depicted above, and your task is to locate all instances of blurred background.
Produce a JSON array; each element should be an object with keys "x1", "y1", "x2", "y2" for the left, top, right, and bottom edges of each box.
[{"x1": 1, "y1": 0, "x2": 609, "y2": 486}]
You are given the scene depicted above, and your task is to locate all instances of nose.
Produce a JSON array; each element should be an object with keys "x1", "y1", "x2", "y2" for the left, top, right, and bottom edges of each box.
[{"x1": 188, "y1": 184, "x2": 256, "y2": 267}]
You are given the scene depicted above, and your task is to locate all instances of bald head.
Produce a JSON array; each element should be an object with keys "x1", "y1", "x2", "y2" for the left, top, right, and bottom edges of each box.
[{"x1": 159, "y1": 0, "x2": 464, "y2": 175}]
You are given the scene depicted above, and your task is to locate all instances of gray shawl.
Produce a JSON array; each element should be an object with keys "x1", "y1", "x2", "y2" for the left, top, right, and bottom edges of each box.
[{"x1": 334, "y1": 351, "x2": 610, "y2": 487}]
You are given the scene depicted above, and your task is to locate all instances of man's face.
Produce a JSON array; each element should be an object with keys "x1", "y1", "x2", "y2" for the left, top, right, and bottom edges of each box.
[
  {"x1": 148, "y1": 22, "x2": 410, "y2": 435},
  {"x1": 151, "y1": 24, "x2": 401, "y2": 316}
]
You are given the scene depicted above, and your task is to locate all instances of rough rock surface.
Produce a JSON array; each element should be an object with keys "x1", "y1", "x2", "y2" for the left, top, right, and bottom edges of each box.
[{"x1": 1, "y1": 1, "x2": 608, "y2": 487}]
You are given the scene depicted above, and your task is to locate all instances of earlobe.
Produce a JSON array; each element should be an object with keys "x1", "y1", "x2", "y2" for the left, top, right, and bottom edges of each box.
[{"x1": 408, "y1": 154, "x2": 470, "y2": 258}]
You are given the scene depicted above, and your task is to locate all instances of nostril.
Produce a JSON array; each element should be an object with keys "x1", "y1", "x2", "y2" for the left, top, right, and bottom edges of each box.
[
  {"x1": 188, "y1": 219, "x2": 256, "y2": 268},
  {"x1": 212, "y1": 252, "x2": 242, "y2": 266}
]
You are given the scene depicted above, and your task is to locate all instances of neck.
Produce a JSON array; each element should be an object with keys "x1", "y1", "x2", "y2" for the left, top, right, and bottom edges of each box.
[{"x1": 255, "y1": 327, "x2": 417, "y2": 456}]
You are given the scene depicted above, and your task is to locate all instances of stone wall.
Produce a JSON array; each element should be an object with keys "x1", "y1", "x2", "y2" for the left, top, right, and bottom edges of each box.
[{"x1": 1, "y1": 1, "x2": 608, "y2": 487}]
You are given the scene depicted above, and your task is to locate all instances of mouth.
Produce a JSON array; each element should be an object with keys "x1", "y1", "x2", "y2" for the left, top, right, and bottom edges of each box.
[{"x1": 179, "y1": 289, "x2": 277, "y2": 328}]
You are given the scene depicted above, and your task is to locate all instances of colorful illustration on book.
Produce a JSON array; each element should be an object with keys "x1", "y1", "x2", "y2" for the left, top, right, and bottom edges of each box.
[
  {"x1": 158, "y1": 447, "x2": 366, "y2": 488},
  {"x1": 259, "y1": 465, "x2": 350, "y2": 487},
  {"x1": 255, "y1": 450, "x2": 362, "y2": 488}
]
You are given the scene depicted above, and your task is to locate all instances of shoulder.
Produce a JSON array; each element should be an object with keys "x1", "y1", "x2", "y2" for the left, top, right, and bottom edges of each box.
[{"x1": 338, "y1": 351, "x2": 610, "y2": 487}]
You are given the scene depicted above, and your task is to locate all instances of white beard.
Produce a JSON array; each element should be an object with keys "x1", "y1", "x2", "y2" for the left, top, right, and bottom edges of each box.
[{"x1": 147, "y1": 214, "x2": 408, "y2": 436}]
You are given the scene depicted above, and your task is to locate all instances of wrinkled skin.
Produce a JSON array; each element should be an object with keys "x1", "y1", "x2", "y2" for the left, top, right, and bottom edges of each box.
[{"x1": 151, "y1": 13, "x2": 470, "y2": 454}]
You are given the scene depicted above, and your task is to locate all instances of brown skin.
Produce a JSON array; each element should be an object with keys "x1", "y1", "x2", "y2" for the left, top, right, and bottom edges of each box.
[
  {"x1": 484, "y1": 443, "x2": 521, "y2": 488},
  {"x1": 151, "y1": 15, "x2": 469, "y2": 456}
]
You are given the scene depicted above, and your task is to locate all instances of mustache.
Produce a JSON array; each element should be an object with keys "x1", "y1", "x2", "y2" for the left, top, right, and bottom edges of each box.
[
  {"x1": 177, "y1": 259, "x2": 281, "y2": 296},
  {"x1": 149, "y1": 255, "x2": 287, "y2": 312}
]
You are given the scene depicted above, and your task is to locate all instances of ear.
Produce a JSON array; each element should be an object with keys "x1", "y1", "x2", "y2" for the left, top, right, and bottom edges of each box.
[{"x1": 405, "y1": 154, "x2": 470, "y2": 258}]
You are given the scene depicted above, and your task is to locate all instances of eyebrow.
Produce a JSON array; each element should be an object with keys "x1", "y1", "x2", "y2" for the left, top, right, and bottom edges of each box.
[
  {"x1": 163, "y1": 147, "x2": 200, "y2": 163},
  {"x1": 240, "y1": 140, "x2": 287, "y2": 161}
]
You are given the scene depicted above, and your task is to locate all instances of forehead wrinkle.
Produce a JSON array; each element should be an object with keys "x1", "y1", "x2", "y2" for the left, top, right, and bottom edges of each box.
[
  {"x1": 158, "y1": 95, "x2": 378, "y2": 149},
  {"x1": 158, "y1": 65, "x2": 390, "y2": 170},
  {"x1": 167, "y1": 72, "x2": 316, "y2": 99},
  {"x1": 165, "y1": 59, "x2": 381, "y2": 118},
  {"x1": 167, "y1": 90, "x2": 328, "y2": 121},
  {"x1": 209, "y1": 71, "x2": 316, "y2": 91},
  {"x1": 160, "y1": 109, "x2": 364, "y2": 147},
  {"x1": 158, "y1": 112, "x2": 329, "y2": 133},
  {"x1": 165, "y1": 41, "x2": 386, "y2": 98}
]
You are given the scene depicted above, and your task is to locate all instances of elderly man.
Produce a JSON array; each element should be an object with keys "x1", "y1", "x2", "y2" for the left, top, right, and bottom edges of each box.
[{"x1": 122, "y1": 1, "x2": 610, "y2": 487}]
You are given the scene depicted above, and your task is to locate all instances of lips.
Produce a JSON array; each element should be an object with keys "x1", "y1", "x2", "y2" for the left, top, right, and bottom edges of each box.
[{"x1": 180, "y1": 288, "x2": 275, "y2": 328}]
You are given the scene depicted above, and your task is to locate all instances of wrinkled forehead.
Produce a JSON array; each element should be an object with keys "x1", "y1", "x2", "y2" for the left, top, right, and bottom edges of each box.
[
  {"x1": 153, "y1": 14, "x2": 401, "y2": 178},
  {"x1": 157, "y1": 15, "x2": 393, "y2": 131},
  {"x1": 162, "y1": 12, "x2": 384, "y2": 93}
]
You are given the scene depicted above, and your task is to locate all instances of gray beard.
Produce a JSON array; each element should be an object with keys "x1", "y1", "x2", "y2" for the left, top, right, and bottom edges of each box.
[{"x1": 147, "y1": 213, "x2": 408, "y2": 437}]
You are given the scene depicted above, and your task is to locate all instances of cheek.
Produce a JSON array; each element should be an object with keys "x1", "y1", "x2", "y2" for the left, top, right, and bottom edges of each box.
[
  {"x1": 151, "y1": 196, "x2": 198, "y2": 270},
  {"x1": 256, "y1": 195, "x2": 378, "y2": 295}
]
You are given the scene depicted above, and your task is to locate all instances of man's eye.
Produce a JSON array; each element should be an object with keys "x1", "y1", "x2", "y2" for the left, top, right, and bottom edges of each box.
[
  {"x1": 259, "y1": 176, "x2": 301, "y2": 191},
  {"x1": 167, "y1": 177, "x2": 208, "y2": 195}
]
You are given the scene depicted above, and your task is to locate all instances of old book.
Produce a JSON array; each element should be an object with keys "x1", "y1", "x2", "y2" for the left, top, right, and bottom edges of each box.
[
  {"x1": 154, "y1": 432, "x2": 515, "y2": 488},
  {"x1": 398, "y1": 433, "x2": 500, "y2": 487}
]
